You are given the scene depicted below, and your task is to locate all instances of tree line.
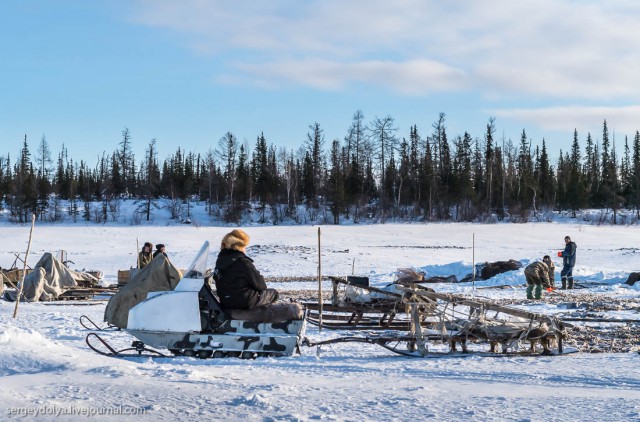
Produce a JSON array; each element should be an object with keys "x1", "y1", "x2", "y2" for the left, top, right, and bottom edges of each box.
[{"x1": 1, "y1": 112, "x2": 640, "y2": 225}]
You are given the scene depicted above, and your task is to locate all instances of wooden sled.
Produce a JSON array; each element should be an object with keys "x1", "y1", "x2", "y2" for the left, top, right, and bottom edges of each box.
[{"x1": 305, "y1": 277, "x2": 568, "y2": 357}]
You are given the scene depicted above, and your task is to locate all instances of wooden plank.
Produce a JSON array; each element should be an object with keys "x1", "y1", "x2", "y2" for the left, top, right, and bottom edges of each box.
[
  {"x1": 2, "y1": 269, "x2": 33, "y2": 283},
  {"x1": 302, "y1": 302, "x2": 399, "y2": 313},
  {"x1": 413, "y1": 290, "x2": 555, "y2": 322},
  {"x1": 117, "y1": 270, "x2": 130, "y2": 285},
  {"x1": 561, "y1": 317, "x2": 640, "y2": 323},
  {"x1": 330, "y1": 278, "x2": 555, "y2": 323}
]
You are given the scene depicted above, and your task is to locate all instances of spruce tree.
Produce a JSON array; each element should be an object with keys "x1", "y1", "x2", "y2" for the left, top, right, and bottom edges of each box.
[
  {"x1": 327, "y1": 139, "x2": 345, "y2": 223},
  {"x1": 632, "y1": 131, "x2": 640, "y2": 217},
  {"x1": 537, "y1": 139, "x2": 555, "y2": 210},
  {"x1": 566, "y1": 129, "x2": 585, "y2": 216}
]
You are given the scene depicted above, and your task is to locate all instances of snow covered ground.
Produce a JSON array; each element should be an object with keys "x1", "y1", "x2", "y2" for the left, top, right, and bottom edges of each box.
[{"x1": 1, "y1": 220, "x2": 639, "y2": 421}]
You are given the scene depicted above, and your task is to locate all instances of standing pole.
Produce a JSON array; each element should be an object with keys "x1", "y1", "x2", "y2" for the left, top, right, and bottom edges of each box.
[
  {"x1": 317, "y1": 227, "x2": 323, "y2": 332},
  {"x1": 472, "y1": 232, "x2": 476, "y2": 290},
  {"x1": 136, "y1": 237, "x2": 140, "y2": 268},
  {"x1": 13, "y1": 214, "x2": 36, "y2": 318}
]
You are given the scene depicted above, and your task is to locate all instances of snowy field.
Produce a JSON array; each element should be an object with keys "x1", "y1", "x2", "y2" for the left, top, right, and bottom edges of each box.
[{"x1": 1, "y1": 221, "x2": 640, "y2": 421}]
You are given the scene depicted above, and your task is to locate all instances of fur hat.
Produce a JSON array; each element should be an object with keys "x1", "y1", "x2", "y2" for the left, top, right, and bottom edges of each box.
[{"x1": 221, "y1": 229, "x2": 250, "y2": 251}]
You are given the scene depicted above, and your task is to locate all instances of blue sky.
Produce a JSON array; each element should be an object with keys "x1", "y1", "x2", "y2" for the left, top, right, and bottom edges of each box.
[{"x1": 2, "y1": 0, "x2": 640, "y2": 165}]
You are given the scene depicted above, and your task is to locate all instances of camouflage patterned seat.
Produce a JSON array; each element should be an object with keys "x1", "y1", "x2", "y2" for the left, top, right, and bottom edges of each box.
[
  {"x1": 199, "y1": 283, "x2": 303, "y2": 330},
  {"x1": 226, "y1": 303, "x2": 304, "y2": 323}
]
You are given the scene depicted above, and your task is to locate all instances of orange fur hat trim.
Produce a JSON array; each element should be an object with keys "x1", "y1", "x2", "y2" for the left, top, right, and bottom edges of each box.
[{"x1": 221, "y1": 229, "x2": 250, "y2": 250}]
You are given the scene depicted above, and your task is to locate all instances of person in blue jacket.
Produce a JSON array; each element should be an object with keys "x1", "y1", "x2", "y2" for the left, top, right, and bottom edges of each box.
[{"x1": 559, "y1": 236, "x2": 577, "y2": 289}]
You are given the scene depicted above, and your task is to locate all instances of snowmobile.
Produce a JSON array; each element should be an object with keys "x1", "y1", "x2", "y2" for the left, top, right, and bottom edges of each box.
[{"x1": 87, "y1": 241, "x2": 306, "y2": 359}]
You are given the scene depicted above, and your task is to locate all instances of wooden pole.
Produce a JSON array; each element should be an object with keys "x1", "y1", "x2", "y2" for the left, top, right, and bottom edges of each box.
[
  {"x1": 136, "y1": 237, "x2": 140, "y2": 269},
  {"x1": 317, "y1": 227, "x2": 323, "y2": 332},
  {"x1": 472, "y1": 232, "x2": 476, "y2": 290},
  {"x1": 13, "y1": 214, "x2": 36, "y2": 318},
  {"x1": 12, "y1": 252, "x2": 32, "y2": 270}
]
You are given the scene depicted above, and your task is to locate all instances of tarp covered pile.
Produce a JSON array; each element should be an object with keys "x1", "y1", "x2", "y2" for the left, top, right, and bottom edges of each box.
[
  {"x1": 104, "y1": 254, "x2": 182, "y2": 328},
  {"x1": 625, "y1": 272, "x2": 640, "y2": 286},
  {"x1": 4, "y1": 253, "x2": 99, "y2": 302},
  {"x1": 459, "y1": 259, "x2": 523, "y2": 283}
]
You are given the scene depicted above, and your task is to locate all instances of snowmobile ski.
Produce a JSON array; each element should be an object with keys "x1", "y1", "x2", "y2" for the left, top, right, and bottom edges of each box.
[
  {"x1": 85, "y1": 332, "x2": 168, "y2": 358},
  {"x1": 80, "y1": 314, "x2": 118, "y2": 331}
]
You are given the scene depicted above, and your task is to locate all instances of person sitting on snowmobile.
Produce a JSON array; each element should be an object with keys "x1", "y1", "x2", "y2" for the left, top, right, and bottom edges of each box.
[
  {"x1": 213, "y1": 229, "x2": 279, "y2": 310},
  {"x1": 524, "y1": 259, "x2": 552, "y2": 300}
]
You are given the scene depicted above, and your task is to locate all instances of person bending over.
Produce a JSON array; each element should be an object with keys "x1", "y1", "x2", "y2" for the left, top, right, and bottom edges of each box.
[
  {"x1": 524, "y1": 259, "x2": 552, "y2": 300},
  {"x1": 542, "y1": 255, "x2": 555, "y2": 288}
]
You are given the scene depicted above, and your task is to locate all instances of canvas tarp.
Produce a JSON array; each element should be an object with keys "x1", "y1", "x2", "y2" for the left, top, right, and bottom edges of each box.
[
  {"x1": 4, "y1": 253, "x2": 99, "y2": 302},
  {"x1": 459, "y1": 259, "x2": 523, "y2": 283},
  {"x1": 104, "y1": 254, "x2": 182, "y2": 329},
  {"x1": 625, "y1": 272, "x2": 640, "y2": 286}
]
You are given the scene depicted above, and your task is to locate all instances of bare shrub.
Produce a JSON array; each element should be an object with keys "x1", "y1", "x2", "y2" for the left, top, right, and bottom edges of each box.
[
  {"x1": 92, "y1": 204, "x2": 106, "y2": 224},
  {"x1": 130, "y1": 211, "x2": 143, "y2": 225},
  {"x1": 306, "y1": 206, "x2": 318, "y2": 223},
  {"x1": 165, "y1": 197, "x2": 183, "y2": 220},
  {"x1": 109, "y1": 199, "x2": 121, "y2": 222},
  {"x1": 478, "y1": 213, "x2": 498, "y2": 224}
]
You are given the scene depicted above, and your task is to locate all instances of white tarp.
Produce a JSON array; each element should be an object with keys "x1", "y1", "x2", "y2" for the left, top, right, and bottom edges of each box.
[{"x1": 4, "y1": 253, "x2": 99, "y2": 302}]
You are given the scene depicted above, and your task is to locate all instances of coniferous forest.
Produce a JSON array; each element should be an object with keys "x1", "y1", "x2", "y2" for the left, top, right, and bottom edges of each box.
[{"x1": 2, "y1": 112, "x2": 640, "y2": 225}]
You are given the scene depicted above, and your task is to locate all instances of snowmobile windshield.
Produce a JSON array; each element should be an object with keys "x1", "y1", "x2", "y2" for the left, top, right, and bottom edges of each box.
[{"x1": 183, "y1": 241, "x2": 210, "y2": 279}]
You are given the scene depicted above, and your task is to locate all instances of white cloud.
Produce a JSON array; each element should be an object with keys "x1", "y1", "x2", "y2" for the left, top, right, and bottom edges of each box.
[
  {"x1": 131, "y1": 0, "x2": 640, "y2": 100},
  {"x1": 232, "y1": 59, "x2": 467, "y2": 94},
  {"x1": 491, "y1": 105, "x2": 640, "y2": 138}
]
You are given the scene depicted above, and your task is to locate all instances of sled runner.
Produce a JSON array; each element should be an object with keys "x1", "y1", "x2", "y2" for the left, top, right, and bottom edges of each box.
[{"x1": 304, "y1": 335, "x2": 579, "y2": 358}]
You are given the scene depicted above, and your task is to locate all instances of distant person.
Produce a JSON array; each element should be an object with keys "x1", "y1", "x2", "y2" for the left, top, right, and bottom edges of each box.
[
  {"x1": 558, "y1": 236, "x2": 577, "y2": 289},
  {"x1": 524, "y1": 260, "x2": 552, "y2": 300},
  {"x1": 542, "y1": 255, "x2": 555, "y2": 288},
  {"x1": 153, "y1": 244, "x2": 168, "y2": 258},
  {"x1": 213, "y1": 229, "x2": 279, "y2": 310},
  {"x1": 138, "y1": 242, "x2": 153, "y2": 268}
]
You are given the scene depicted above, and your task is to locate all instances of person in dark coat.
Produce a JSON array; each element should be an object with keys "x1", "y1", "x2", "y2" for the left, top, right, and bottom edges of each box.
[
  {"x1": 213, "y1": 229, "x2": 278, "y2": 310},
  {"x1": 559, "y1": 236, "x2": 577, "y2": 289},
  {"x1": 153, "y1": 244, "x2": 167, "y2": 258},
  {"x1": 138, "y1": 242, "x2": 153, "y2": 269},
  {"x1": 542, "y1": 255, "x2": 555, "y2": 288},
  {"x1": 524, "y1": 260, "x2": 552, "y2": 300}
]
